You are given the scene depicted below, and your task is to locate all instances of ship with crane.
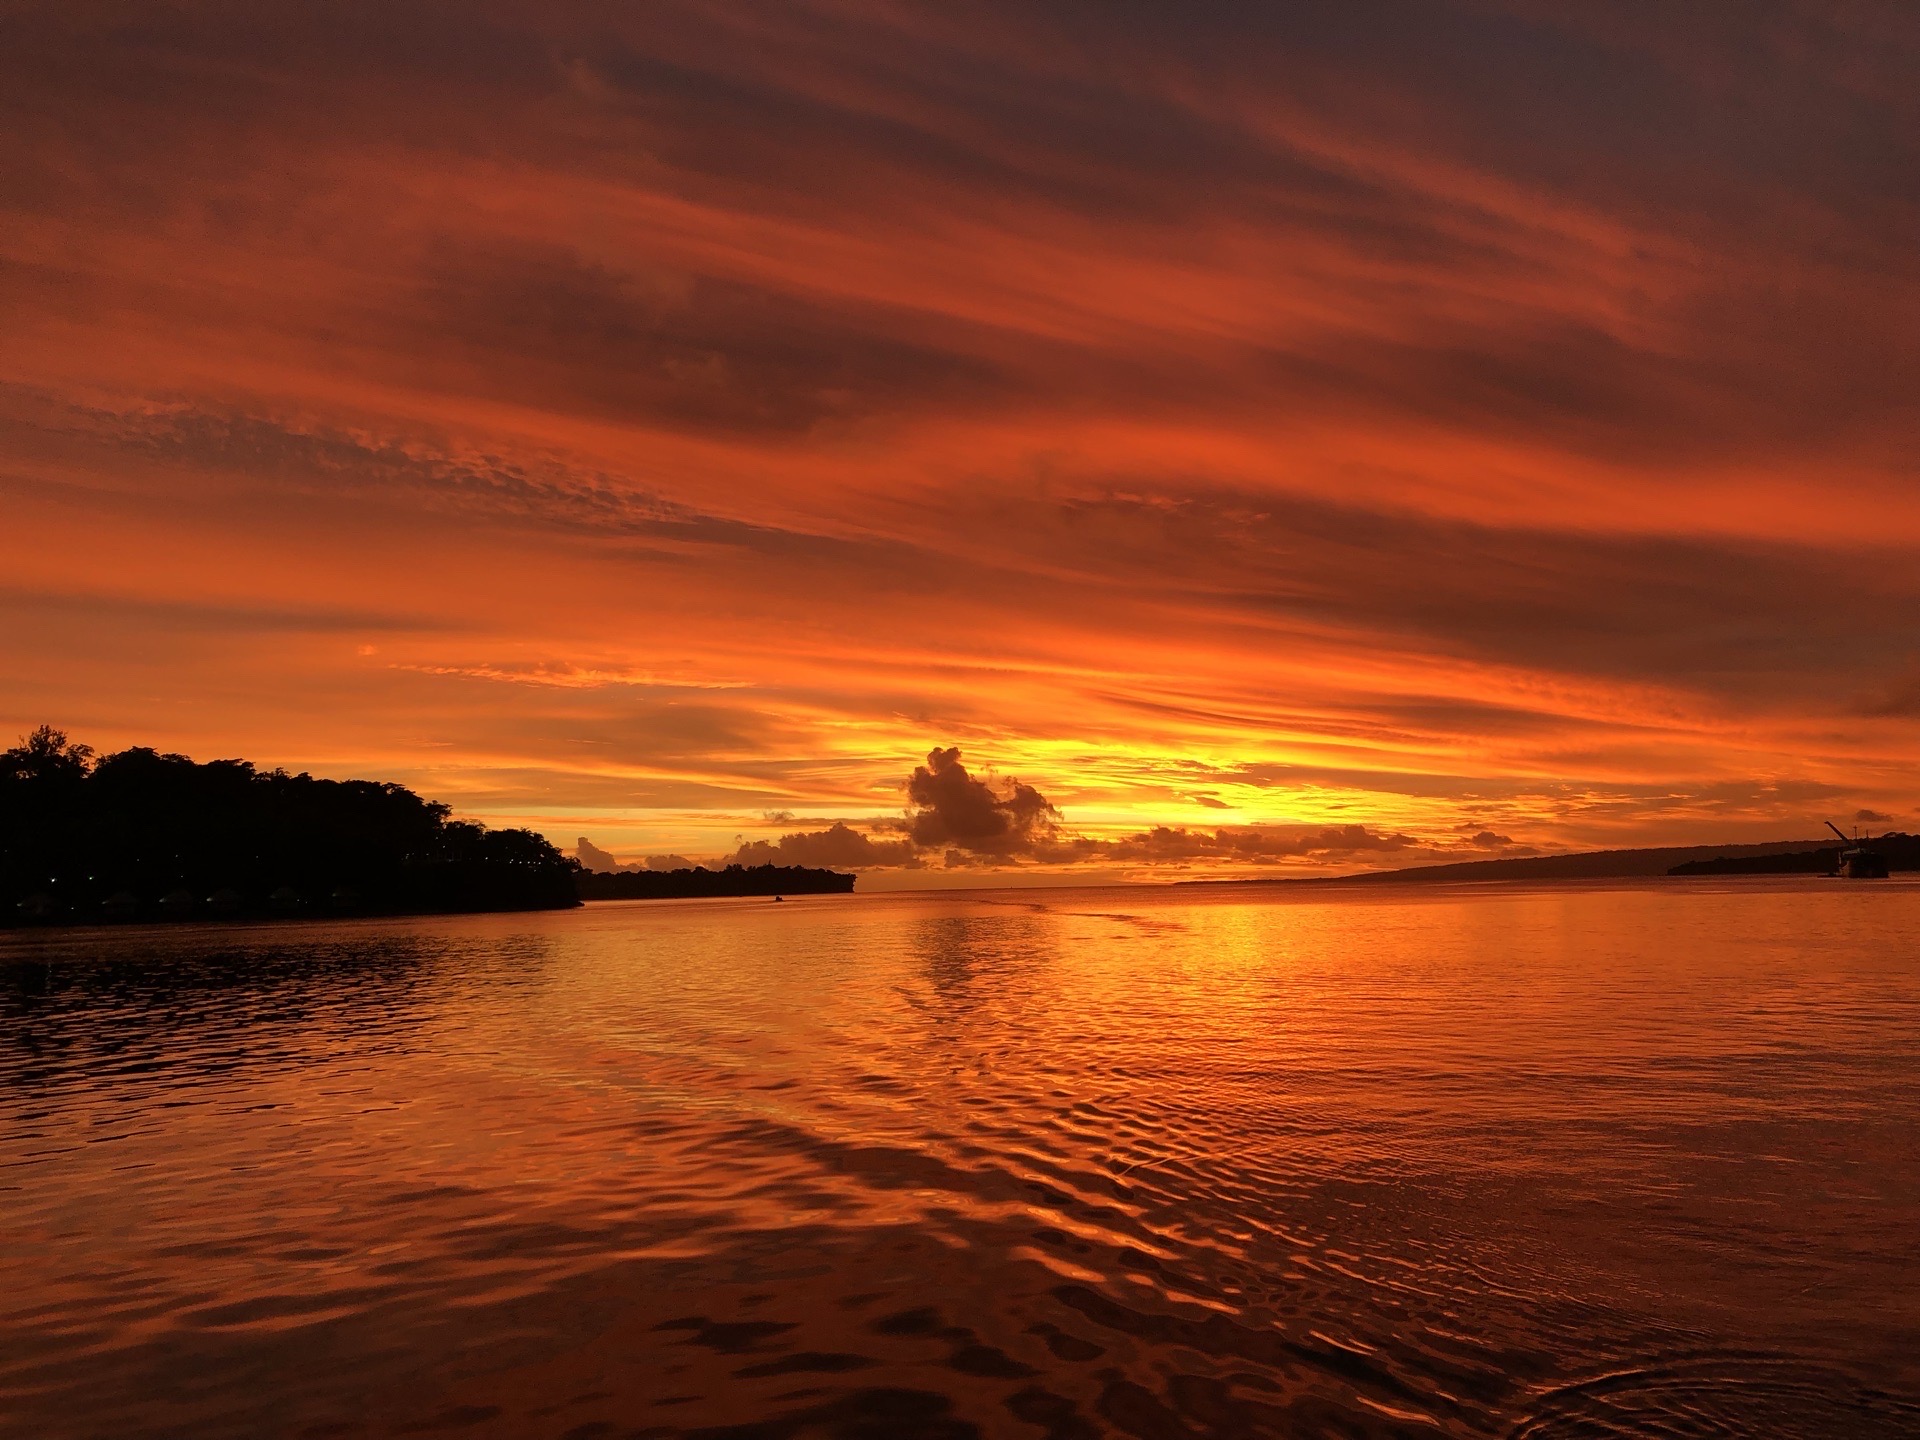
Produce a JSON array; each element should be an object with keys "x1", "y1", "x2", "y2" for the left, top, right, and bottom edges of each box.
[{"x1": 1826, "y1": 821, "x2": 1890, "y2": 879}]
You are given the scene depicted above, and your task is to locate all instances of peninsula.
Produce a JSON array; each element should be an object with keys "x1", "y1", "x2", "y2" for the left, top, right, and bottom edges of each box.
[
  {"x1": 3, "y1": 726, "x2": 578, "y2": 923},
  {"x1": 3, "y1": 726, "x2": 861, "y2": 924}
]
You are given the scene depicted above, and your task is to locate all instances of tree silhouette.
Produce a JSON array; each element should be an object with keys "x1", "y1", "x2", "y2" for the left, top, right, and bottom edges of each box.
[
  {"x1": 2, "y1": 728, "x2": 578, "y2": 921},
  {"x1": 3, "y1": 725, "x2": 94, "y2": 783}
]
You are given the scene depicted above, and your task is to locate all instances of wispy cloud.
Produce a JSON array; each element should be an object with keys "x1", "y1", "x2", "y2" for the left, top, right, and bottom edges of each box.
[{"x1": 4, "y1": 1, "x2": 1917, "y2": 867}]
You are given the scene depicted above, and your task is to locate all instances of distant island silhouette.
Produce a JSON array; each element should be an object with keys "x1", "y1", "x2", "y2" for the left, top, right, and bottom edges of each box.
[
  {"x1": 1185, "y1": 836, "x2": 1910, "y2": 887},
  {"x1": 1668, "y1": 833, "x2": 1916, "y2": 876}
]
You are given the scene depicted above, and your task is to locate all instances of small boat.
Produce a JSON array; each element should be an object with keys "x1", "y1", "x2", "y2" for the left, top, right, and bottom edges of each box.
[{"x1": 1826, "y1": 822, "x2": 1890, "y2": 879}]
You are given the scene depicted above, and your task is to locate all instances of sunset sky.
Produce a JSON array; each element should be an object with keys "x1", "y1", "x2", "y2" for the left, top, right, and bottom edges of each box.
[{"x1": 4, "y1": 2, "x2": 1918, "y2": 883}]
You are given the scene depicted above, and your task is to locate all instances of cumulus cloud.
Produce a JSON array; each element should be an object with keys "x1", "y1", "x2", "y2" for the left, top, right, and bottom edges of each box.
[
  {"x1": 1092, "y1": 823, "x2": 1421, "y2": 865},
  {"x1": 580, "y1": 838, "x2": 703, "y2": 873},
  {"x1": 575, "y1": 836, "x2": 628, "y2": 872},
  {"x1": 905, "y1": 746, "x2": 1060, "y2": 857},
  {"x1": 1854, "y1": 809, "x2": 1895, "y2": 824},
  {"x1": 728, "y1": 821, "x2": 918, "y2": 869},
  {"x1": 713, "y1": 747, "x2": 1069, "y2": 870}
]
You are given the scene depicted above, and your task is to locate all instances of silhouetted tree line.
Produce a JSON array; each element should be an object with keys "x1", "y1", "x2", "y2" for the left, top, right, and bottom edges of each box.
[
  {"x1": 575, "y1": 865, "x2": 855, "y2": 900},
  {"x1": 2, "y1": 726, "x2": 578, "y2": 923}
]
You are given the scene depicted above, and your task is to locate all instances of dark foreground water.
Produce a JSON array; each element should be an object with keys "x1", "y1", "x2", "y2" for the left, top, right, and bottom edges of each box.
[{"x1": 3, "y1": 879, "x2": 1918, "y2": 1439}]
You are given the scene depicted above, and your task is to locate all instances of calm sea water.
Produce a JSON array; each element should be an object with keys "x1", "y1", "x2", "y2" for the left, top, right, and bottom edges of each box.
[{"x1": 3, "y1": 879, "x2": 1918, "y2": 1439}]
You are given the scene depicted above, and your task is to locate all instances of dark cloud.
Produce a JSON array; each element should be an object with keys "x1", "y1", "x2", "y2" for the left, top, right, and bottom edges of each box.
[
  {"x1": 8, "y1": 1, "x2": 1916, "y2": 469},
  {"x1": 1854, "y1": 809, "x2": 1894, "y2": 824},
  {"x1": 1023, "y1": 490, "x2": 1920, "y2": 697},
  {"x1": 716, "y1": 750, "x2": 1069, "y2": 870},
  {"x1": 34, "y1": 398, "x2": 699, "y2": 536},
  {"x1": 729, "y1": 820, "x2": 918, "y2": 869},
  {"x1": 1091, "y1": 823, "x2": 1421, "y2": 866},
  {"x1": 905, "y1": 747, "x2": 1059, "y2": 857},
  {"x1": 415, "y1": 244, "x2": 1018, "y2": 437},
  {"x1": 1857, "y1": 666, "x2": 1920, "y2": 718},
  {"x1": 4, "y1": 394, "x2": 973, "y2": 607},
  {"x1": 44, "y1": 394, "x2": 1920, "y2": 716},
  {"x1": 0, "y1": 584, "x2": 457, "y2": 638}
]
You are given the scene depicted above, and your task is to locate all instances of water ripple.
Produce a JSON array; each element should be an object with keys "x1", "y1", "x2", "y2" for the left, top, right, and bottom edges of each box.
[{"x1": 3, "y1": 881, "x2": 1918, "y2": 1437}]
